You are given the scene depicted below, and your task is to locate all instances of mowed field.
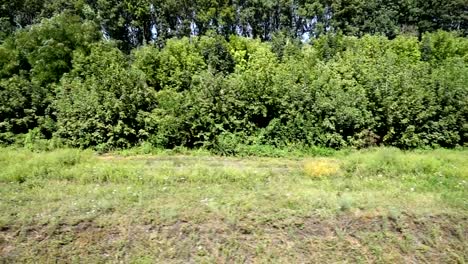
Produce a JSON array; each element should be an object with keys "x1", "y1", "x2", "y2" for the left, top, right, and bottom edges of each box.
[{"x1": 0, "y1": 147, "x2": 467, "y2": 263}]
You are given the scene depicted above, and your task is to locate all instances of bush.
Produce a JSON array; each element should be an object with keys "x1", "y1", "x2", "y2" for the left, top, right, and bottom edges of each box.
[
  {"x1": 1, "y1": 28, "x2": 467, "y2": 151},
  {"x1": 0, "y1": 14, "x2": 100, "y2": 138},
  {"x1": 54, "y1": 42, "x2": 156, "y2": 149}
]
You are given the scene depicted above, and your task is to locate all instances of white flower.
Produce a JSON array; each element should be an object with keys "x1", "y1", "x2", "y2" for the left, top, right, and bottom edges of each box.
[{"x1": 200, "y1": 198, "x2": 211, "y2": 204}]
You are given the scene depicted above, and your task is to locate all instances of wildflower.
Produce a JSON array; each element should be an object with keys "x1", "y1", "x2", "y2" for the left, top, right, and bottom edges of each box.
[{"x1": 200, "y1": 198, "x2": 211, "y2": 204}]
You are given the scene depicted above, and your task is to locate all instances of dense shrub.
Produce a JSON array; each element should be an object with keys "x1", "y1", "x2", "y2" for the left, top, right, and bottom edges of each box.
[
  {"x1": 0, "y1": 12, "x2": 467, "y2": 151},
  {"x1": 0, "y1": 14, "x2": 100, "y2": 140},
  {"x1": 54, "y1": 42, "x2": 156, "y2": 149}
]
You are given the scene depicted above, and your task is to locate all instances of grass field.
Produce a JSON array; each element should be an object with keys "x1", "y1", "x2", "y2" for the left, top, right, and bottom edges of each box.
[{"x1": 0, "y1": 147, "x2": 467, "y2": 263}]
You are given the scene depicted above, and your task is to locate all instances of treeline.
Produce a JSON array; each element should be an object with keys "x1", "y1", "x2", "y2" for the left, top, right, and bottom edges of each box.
[
  {"x1": 1, "y1": 0, "x2": 467, "y2": 50},
  {"x1": 0, "y1": 13, "x2": 467, "y2": 151}
]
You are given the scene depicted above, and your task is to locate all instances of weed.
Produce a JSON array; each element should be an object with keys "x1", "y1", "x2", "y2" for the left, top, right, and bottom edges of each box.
[
  {"x1": 303, "y1": 159, "x2": 341, "y2": 178},
  {"x1": 0, "y1": 147, "x2": 466, "y2": 262}
]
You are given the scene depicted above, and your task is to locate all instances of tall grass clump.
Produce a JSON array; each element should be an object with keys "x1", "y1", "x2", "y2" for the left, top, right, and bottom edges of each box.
[
  {"x1": 342, "y1": 147, "x2": 468, "y2": 178},
  {"x1": 0, "y1": 148, "x2": 94, "y2": 183}
]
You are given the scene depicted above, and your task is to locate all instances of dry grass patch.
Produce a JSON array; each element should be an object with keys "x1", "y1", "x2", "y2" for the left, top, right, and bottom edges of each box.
[{"x1": 303, "y1": 159, "x2": 341, "y2": 178}]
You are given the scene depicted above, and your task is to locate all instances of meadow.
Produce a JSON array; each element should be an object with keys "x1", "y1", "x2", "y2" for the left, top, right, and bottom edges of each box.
[
  {"x1": 0, "y1": 147, "x2": 466, "y2": 262},
  {"x1": 2, "y1": 1, "x2": 467, "y2": 263}
]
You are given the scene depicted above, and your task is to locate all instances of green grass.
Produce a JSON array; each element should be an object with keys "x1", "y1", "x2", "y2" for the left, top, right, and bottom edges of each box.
[
  {"x1": 0, "y1": 147, "x2": 467, "y2": 263},
  {"x1": 111, "y1": 141, "x2": 339, "y2": 158}
]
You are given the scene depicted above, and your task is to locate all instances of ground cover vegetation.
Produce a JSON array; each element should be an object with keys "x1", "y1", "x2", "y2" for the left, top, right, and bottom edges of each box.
[
  {"x1": 0, "y1": 0, "x2": 467, "y2": 152},
  {"x1": 0, "y1": 147, "x2": 467, "y2": 262},
  {"x1": 1, "y1": 1, "x2": 468, "y2": 262}
]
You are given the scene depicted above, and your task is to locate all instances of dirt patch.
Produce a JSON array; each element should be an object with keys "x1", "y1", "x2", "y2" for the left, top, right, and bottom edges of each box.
[{"x1": 1, "y1": 213, "x2": 466, "y2": 262}]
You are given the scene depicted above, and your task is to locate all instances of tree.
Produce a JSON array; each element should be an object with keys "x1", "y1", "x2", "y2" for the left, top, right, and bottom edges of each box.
[{"x1": 0, "y1": 13, "x2": 100, "y2": 138}]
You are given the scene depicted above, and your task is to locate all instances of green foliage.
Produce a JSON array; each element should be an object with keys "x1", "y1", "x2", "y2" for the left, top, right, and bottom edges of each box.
[
  {"x1": 0, "y1": 9, "x2": 467, "y2": 151},
  {"x1": 54, "y1": 42, "x2": 156, "y2": 149},
  {"x1": 13, "y1": 14, "x2": 100, "y2": 86},
  {"x1": 0, "y1": 13, "x2": 100, "y2": 138},
  {"x1": 197, "y1": 35, "x2": 235, "y2": 74},
  {"x1": 343, "y1": 33, "x2": 468, "y2": 148},
  {"x1": 156, "y1": 37, "x2": 206, "y2": 91},
  {"x1": 0, "y1": 76, "x2": 36, "y2": 134},
  {"x1": 146, "y1": 89, "x2": 191, "y2": 147},
  {"x1": 2, "y1": 0, "x2": 466, "y2": 51},
  {"x1": 421, "y1": 31, "x2": 468, "y2": 62},
  {"x1": 132, "y1": 44, "x2": 161, "y2": 88},
  {"x1": 128, "y1": 33, "x2": 466, "y2": 151}
]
